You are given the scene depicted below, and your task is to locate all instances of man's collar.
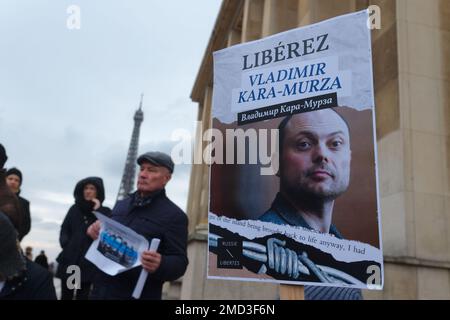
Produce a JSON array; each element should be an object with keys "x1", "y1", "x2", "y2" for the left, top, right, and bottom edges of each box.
[
  {"x1": 132, "y1": 188, "x2": 165, "y2": 207},
  {"x1": 271, "y1": 192, "x2": 343, "y2": 239}
]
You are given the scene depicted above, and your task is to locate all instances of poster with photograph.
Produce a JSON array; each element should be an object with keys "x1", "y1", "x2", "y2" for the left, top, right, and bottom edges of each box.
[
  {"x1": 85, "y1": 212, "x2": 149, "y2": 276},
  {"x1": 208, "y1": 10, "x2": 383, "y2": 290}
]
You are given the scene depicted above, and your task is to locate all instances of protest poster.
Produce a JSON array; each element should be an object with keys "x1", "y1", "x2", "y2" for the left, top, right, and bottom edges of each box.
[
  {"x1": 208, "y1": 10, "x2": 383, "y2": 290},
  {"x1": 86, "y1": 212, "x2": 149, "y2": 276}
]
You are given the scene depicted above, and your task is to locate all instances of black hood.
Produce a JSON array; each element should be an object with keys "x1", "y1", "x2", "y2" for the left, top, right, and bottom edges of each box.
[
  {"x1": 0, "y1": 143, "x2": 7, "y2": 169},
  {"x1": 73, "y1": 177, "x2": 106, "y2": 203}
]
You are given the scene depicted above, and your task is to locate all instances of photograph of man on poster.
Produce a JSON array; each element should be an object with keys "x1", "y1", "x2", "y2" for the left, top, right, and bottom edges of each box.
[
  {"x1": 209, "y1": 104, "x2": 380, "y2": 249},
  {"x1": 208, "y1": 105, "x2": 381, "y2": 286},
  {"x1": 259, "y1": 107, "x2": 351, "y2": 237},
  {"x1": 255, "y1": 107, "x2": 367, "y2": 298}
]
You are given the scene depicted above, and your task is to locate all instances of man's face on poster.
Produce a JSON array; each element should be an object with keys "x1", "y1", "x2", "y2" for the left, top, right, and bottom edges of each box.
[{"x1": 279, "y1": 109, "x2": 351, "y2": 200}]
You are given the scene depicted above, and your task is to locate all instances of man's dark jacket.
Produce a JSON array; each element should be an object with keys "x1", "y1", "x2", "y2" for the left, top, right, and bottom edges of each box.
[
  {"x1": 0, "y1": 259, "x2": 57, "y2": 300},
  {"x1": 259, "y1": 192, "x2": 362, "y2": 300},
  {"x1": 91, "y1": 189, "x2": 188, "y2": 300},
  {"x1": 16, "y1": 194, "x2": 31, "y2": 241}
]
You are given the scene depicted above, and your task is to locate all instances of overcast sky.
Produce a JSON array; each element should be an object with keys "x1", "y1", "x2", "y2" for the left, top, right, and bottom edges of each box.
[{"x1": 0, "y1": 0, "x2": 222, "y2": 262}]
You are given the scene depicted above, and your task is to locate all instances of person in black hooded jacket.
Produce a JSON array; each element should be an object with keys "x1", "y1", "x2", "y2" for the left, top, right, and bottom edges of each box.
[
  {"x1": 5, "y1": 167, "x2": 32, "y2": 241},
  {"x1": 56, "y1": 177, "x2": 111, "y2": 300}
]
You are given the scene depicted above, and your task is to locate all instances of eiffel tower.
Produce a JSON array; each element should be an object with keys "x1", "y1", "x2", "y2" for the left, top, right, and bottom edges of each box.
[{"x1": 116, "y1": 94, "x2": 144, "y2": 201}]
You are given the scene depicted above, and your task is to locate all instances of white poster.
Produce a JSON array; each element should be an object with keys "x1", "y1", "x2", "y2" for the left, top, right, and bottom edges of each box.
[
  {"x1": 86, "y1": 212, "x2": 149, "y2": 276},
  {"x1": 208, "y1": 10, "x2": 383, "y2": 290}
]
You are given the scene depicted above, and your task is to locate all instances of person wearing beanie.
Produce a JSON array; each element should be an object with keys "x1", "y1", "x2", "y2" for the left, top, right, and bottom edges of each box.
[
  {"x1": 6, "y1": 168, "x2": 32, "y2": 241},
  {"x1": 0, "y1": 211, "x2": 57, "y2": 300},
  {"x1": 56, "y1": 177, "x2": 111, "y2": 300},
  {"x1": 0, "y1": 144, "x2": 24, "y2": 239}
]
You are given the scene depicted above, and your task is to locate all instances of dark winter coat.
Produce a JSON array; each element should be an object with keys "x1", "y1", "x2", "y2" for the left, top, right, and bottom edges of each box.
[
  {"x1": 91, "y1": 189, "x2": 188, "y2": 300},
  {"x1": 56, "y1": 177, "x2": 111, "y2": 282},
  {"x1": 0, "y1": 169, "x2": 23, "y2": 236},
  {"x1": 0, "y1": 258, "x2": 57, "y2": 300},
  {"x1": 16, "y1": 194, "x2": 31, "y2": 241},
  {"x1": 34, "y1": 253, "x2": 49, "y2": 270}
]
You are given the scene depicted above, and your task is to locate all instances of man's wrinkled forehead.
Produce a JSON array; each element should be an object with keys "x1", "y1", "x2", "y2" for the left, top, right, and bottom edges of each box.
[
  {"x1": 284, "y1": 109, "x2": 350, "y2": 138},
  {"x1": 140, "y1": 161, "x2": 170, "y2": 173}
]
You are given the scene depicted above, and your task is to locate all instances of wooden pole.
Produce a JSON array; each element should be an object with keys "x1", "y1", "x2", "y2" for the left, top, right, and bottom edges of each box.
[{"x1": 279, "y1": 284, "x2": 305, "y2": 300}]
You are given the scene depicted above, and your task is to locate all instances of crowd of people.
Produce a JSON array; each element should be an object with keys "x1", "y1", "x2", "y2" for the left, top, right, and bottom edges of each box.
[{"x1": 0, "y1": 143, "x2": 189, "y2": 300}]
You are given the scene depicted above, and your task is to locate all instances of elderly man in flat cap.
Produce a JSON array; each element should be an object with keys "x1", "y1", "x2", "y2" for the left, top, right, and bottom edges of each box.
[{"x1": 87, "y1": 151, "x2": 188, "y2": 300}]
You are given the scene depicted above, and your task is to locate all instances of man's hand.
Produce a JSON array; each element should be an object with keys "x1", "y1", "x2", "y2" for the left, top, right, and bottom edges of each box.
[
  {"x1": 87, "y1": 220, "x2": 101, "y2": 240},
  {"x1": 141, "y1": 251, "x2": 162, "y2": 273}
]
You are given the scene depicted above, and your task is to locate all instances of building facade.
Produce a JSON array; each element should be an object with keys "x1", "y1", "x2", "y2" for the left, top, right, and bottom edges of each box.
[{"x1": 179, "y1": 0, "x2": 450, "y2": 299}]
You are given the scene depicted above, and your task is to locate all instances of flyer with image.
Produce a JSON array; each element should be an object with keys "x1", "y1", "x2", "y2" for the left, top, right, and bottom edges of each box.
[{"x1": 86, "y1": 212, "x2": 149, "y2": 276}]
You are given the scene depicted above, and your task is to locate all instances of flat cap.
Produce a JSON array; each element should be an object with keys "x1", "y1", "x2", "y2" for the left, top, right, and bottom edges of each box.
[{"x1": 137, "y1": 151, "x2": 174, "y2": 173}]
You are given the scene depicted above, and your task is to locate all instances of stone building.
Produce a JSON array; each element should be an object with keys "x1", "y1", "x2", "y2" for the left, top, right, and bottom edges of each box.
[{"x1": 177, "y1": 0, "x2": 450, "y2": 299}]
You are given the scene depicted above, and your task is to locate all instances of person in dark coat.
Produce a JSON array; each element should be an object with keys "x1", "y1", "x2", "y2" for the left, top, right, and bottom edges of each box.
[
  {"x1": 56, "y1": 177, "x2": 111, "y2": 300},
  {"x1": 0, "y1": 211, "x2": 57, "y2": 300},
  {"x1": 34, "y1": 250, "x2": 49, "y2": 270},
  {"x1": 87, "y1": 152, "x2": 188, "y2": 300},
  {"x1": 0, "y1": 143, "x2": 7, "y2": 169},
  {"x1": 6, "y1": 167, "x2": 32, "y2": 241},
  {"x1": 0, "y1": 144, "x2": 24, "y2": 237}
]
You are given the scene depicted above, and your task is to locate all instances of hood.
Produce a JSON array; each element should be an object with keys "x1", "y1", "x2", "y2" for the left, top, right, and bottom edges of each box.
[
  {"x1": 0, "y1": 143, "x2": 7, "y2": 169},
  {"x1": 73, "y1": 177, "x2": 106, "y2": 204}
]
